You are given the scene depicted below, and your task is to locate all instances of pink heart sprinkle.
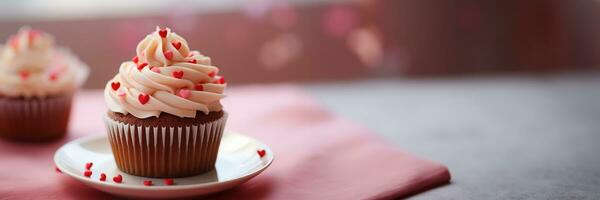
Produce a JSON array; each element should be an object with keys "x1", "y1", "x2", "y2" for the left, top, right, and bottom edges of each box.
[
  {"x1": 117, "y1": 89, "x2": 126, "y2": 97},
  {"x1": 178, "y1": 89, "x2": 191, "y2": 99},
  {"x1": 150, "y1": 66, "x2": 161, "y2": 73}
]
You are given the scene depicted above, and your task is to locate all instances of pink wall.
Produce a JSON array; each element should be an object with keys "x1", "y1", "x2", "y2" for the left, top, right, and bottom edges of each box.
[{"x1": 0, "y1": 0, "x2": 598, "y2": 88}]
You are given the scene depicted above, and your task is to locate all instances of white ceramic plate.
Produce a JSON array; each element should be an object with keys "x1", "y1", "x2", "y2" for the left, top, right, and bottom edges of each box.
[{"x1": 54, "y1": 131, "x2": 274, "y2": 199}]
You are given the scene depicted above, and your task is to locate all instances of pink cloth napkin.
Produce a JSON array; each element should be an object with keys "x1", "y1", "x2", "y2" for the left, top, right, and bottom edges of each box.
[{"x1": 0, "y1": 85, "x2": 450, "y2": 199}]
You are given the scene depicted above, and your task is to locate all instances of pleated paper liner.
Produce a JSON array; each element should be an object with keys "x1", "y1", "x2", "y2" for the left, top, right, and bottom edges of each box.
[
  {"x1": 104, "y1": 113, "x2": 228, "y2": 178},
  {"x1": 0, "y1": 94, "x2": 73, "y2": 142}
]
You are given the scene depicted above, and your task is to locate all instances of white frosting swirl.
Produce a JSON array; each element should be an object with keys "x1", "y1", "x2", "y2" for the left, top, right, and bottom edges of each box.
[
  {"x1": 104, "y1": 27, "x2": 226, "y2": 119},
  {"x1": 0, "y1": 27, "x2": 89, "y2": 98}
]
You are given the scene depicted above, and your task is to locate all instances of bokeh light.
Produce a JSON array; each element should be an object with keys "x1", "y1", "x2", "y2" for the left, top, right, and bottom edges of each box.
[
  {"x1": 243, "y1": 0, "x2": 274, "y2": 20},
  {"x1": 269, "y1": 2, "x2": 298, "y2": 30},
  {"x1": 347, "y1": 27, "x2": 383, "y2": 68},
  {"x1": 259, "y1": 33, "x2": 302, "y2": 70},
  {"x1": 323, "y1": 6, "x2": 359, "y2": 38}
]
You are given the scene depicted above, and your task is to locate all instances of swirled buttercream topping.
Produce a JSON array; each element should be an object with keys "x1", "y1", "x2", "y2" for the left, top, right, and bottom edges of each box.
[
  {"x1": 0, "y1": 26, "x2": 89, "y2": 98},
  {"x1": 104, "y1": 27, "x2": 226, "y2": 119}
]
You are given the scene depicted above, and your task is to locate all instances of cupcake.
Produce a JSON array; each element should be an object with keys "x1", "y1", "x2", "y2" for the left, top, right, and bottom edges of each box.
[
  {"x1": 0, "y1": 27, "x2": 89, "y2": 142},
  {"x1": 103, "y1": 27, "x2": 227, "y2": 178}
]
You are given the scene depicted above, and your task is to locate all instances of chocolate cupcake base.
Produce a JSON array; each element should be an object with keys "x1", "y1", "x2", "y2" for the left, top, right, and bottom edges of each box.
[
  {"x1": 0, "y1": 95, "x2": 73, "y2": 142},
  {"x1": 104, "y1": 111, "x2": 227, "y2": 178}
]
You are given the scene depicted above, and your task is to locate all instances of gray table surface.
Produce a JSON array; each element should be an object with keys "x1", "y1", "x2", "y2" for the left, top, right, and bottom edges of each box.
[{"x1": 304, "y1": 74, "x2": 600, "y2": 200}]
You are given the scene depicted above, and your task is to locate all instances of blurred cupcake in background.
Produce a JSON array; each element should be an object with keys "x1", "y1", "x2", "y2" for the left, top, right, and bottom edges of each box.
[{"x1": 0, "y1": 27, "x2": 89, "y2": 142}]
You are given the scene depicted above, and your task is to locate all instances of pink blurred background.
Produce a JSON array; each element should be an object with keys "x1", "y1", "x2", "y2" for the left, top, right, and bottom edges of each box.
[{"x1": 1, "y1": 0, "x2": 598, "y2": 88}]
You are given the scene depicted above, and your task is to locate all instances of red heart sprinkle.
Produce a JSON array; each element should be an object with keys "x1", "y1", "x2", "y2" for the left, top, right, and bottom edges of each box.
[
  {"x1": 164, "y1": 179, "x2": 174, "y2": 185},
  {"x1": 113, "y1": 174, "x2": 123, "y2": 183},
  {"x1": 164, "y1": 50, "x2": 174, "y2": 60},
  {"x1": 172, "y1": 70, "x2": 184, "y2": 79},
  {"x1": 137, "y1": 62, "x2": 148, "y2": 71},
  {"x1": 132, "y1": 56, "x2": 139, "y2": 64},
  {"x1": 214, "y1": 76, "x2": 226, "y2": 84},
  {"x1": 257, "y1": 149, "x2": 266, "y2": 158},
  {"x1": 111, "y1": 82, "x2": 120, "y2": 91},
  {"x1": 20, "y1": 71, "x2": 29, "y2": 80},
  {"x1": 208, "y1": 71, "x2": 216, "y2": 77},
  {"x1": 28, "y1": 30, "x2": 40, "y2": 43},
  {"x1": 194, "y1": 84, "x2": 204, "y2": 91},
  {"x1": 99, "y1": 173, "x2": 106, "y2": 181},
  {"x1": 143, "y1": 180, "x2": 153, "y2": 186},
  {"x1": 84, "y1": 170, "x2": 92, "y2": 177},
  {"x1": 158, "y1": 28, "x2": 168, "y2": 38},
  {"x1": 138, "y1": 94, "x2": 150, "y2": 105},
  {"x1": 9, "y1": 36, "x2": 19, "y2": 49},
  {"x1": 187, "y1": 59, "x2": 197, "y2": 64},
  {"x1": 172, "y1": 41, "x2": 182, "y2": 50},
  {"x1": 85, "y1": 162, "x2": 93, "y2": 170},
  {"x1": 55, "y1": 166, "x2": 61, "y2": 173},
  {"x1": 49, "y1": 73, "x2": 58, "y2": 81}
]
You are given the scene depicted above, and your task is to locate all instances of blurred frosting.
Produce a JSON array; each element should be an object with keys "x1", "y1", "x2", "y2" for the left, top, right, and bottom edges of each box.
[
  {"x1": 104, "y1": 27, "x2": 226, "y2": 119},
  {"x1": 0, "y1": 26, "x2": 89, "y2": 98}
]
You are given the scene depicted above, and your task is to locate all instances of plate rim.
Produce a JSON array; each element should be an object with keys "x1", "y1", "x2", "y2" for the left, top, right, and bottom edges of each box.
[{"x1": 54, "y1": 131, "x2": 274, "y2": 191}]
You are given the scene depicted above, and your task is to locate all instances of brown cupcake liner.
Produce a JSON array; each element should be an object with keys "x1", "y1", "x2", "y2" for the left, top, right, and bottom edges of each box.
[
  {"x1": 0, "y1": 95, "x2": 73, "y2": 142},
  {"x1": 104, "y1": 113, "x2": 228, "y2": 178}
]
